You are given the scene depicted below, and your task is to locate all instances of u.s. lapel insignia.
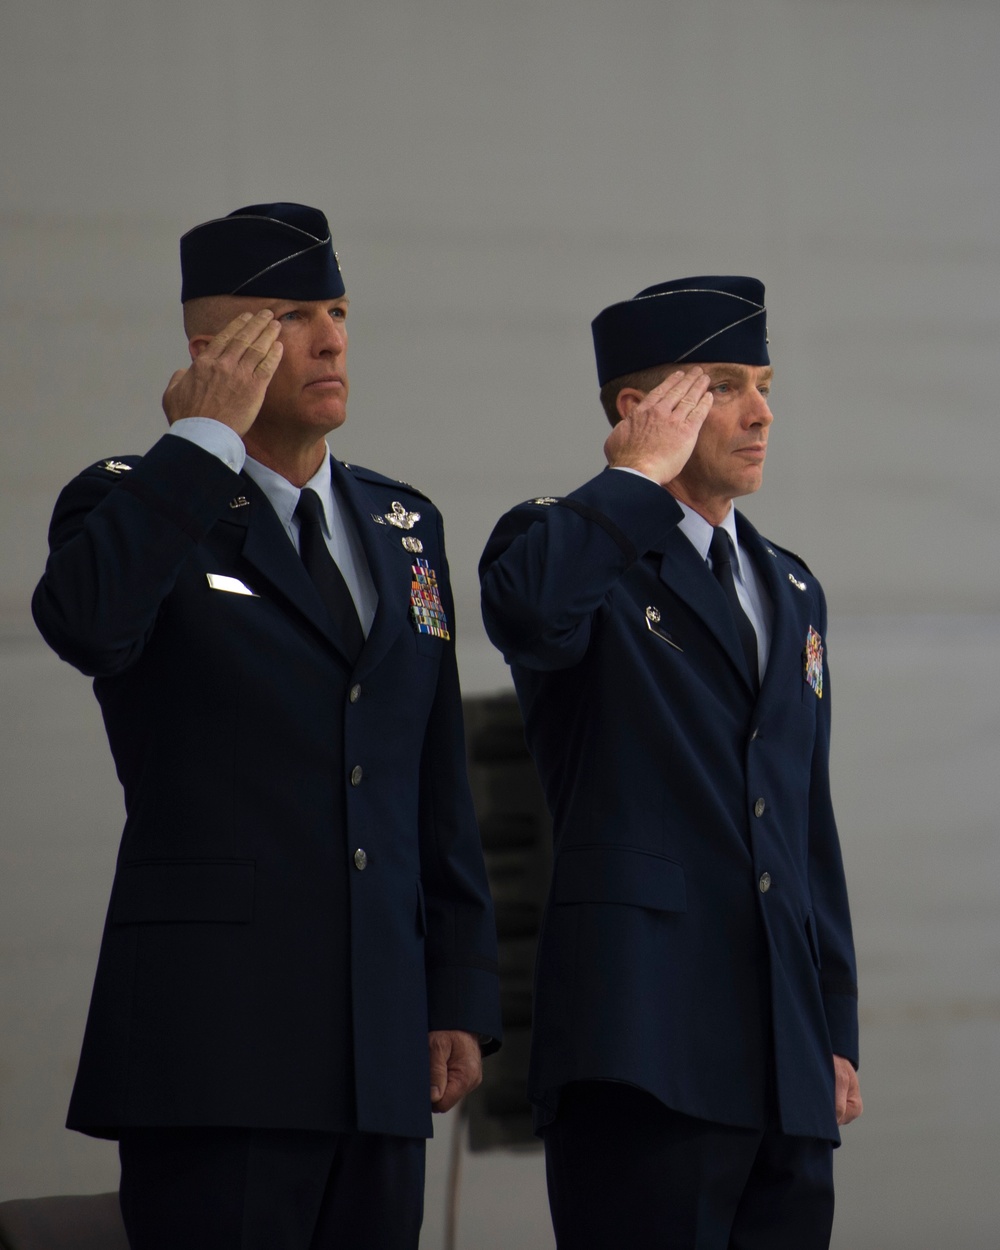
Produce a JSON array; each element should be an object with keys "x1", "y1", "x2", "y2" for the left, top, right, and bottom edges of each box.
[
  {"x1": 228, "y1": 496, "x2": 250, "y2": 510},
  {"x1": 804, "y1": 625, "x2": 824, "y2": 698},
  {"x1": 402, "y1": 536, "x2": 423, "y2": 553},
  {"x1": 410, "y1": 558, "x2": 450, "y2": 640},
  {"x1": 645, "y1": 605, "x2": 683, "y2": 651},
  {"x1": 386, "y1": 501, "x2": 420, "y2": 530},
  {"x1": 101, "y1": 460, "x2": 132, "y2": 475},
  {"x1": 788, "y1": 573, "x2": 807, "y2": 591}
]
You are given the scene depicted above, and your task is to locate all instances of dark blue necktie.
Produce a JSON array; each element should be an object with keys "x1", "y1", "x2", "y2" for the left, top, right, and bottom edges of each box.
[
  {"x1": 709, "y1": 527, "x2": 759, "y2": 688},
  {"x1": 295, "y1": 488, "x2": 365, "y2": 663}
]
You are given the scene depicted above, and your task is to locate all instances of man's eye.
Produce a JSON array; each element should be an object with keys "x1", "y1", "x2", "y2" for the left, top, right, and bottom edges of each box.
[
  {"x1": 279, "y1": 311, "x2": 300, "y2": 322},
  {"x1": 713, "y1": 383, "x2": 730, "y2": 394}
]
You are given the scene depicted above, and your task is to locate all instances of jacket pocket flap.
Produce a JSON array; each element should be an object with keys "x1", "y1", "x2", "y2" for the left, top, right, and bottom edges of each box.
[
  {"x1": 112, "y1": 859, "x2": 255, "y2": 924},
  {"x1": 554, "y1": 845, "x2": 686, "y2": 912}
]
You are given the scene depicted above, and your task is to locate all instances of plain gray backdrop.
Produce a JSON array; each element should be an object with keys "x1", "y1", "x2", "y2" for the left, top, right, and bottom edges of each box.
[{"x1": 2, "y1": 1, "x2": 998, "y2": 1245}]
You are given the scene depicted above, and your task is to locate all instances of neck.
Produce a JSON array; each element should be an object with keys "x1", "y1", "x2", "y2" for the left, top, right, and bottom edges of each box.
[
  {"x1": 666, "y1": 485, "x2": 733, "y2": 528},
  {"x1": 242, "y1": 431, "x2": 329, "y2": 488}
]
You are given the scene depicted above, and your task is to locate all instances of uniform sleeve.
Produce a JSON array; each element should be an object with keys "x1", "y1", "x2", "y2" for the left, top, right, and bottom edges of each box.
[
  {"x1": 31, "y1": 435, "x2": 239, "y2": 677},
  {"x1": 419, "y1": 510, "x2": 503, "y2": 1049},
  {"x1": 479, "y1": 468, "x2": 684, "y2": 671}
]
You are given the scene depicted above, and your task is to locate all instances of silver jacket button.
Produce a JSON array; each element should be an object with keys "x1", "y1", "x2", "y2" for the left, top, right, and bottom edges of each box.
[
  {"x1": 350, "y1": 765, "x2": 363, "y2": 786},
  {"x1": 759, "y1": 872, "x2": 772, "y2": 893},
  {"x1": 354, "y1": 848, "x2": 368, "y2": 871}
]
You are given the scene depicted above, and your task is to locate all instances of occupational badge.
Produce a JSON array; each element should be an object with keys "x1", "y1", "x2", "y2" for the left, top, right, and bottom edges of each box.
[
  {"x1": 101, "y1": 460, "x2": 132, "y2": 475},
  {"x1": 402, "y1": 536, "x2": 423, "y2": 553},
  {"x1": 804, "y1": 625, "x2": 823, "y2": 698},
  {"x1": 385, "y1": 501, "x2": 420, "y2": 530},
  {"x1": 645, "y1": 605, "x2": 682, "y2": 651},
  {"x1": 409, "y1": 559, "x2": 450, "y2": 640}
]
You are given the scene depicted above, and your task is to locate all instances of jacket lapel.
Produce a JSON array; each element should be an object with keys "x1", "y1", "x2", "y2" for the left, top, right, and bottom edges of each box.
[
  {"x1": 736, "y1": 515, "x2": 804, "y2": 705},
  {"x1": 657, "y1": 527, "x2": 756, "y2": 693},
  {"x1": 229, "y1": 472, "x2": 356, "y2": 660},
  {"x1": 331, "y1": 460, "x2": 413, "y2": 678}
]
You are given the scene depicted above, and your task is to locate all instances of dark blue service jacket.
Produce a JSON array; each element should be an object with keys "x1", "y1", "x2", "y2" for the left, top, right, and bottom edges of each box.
[
  {"x1": 33, "y1": 434, "x2": 501, "y2": 1141},
  {"x1": 480, "y1": 468, "x2": 858, "y2": 1142}
]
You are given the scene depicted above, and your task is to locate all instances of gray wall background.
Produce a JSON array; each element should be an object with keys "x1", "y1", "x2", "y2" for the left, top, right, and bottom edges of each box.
[{"x1": 2, "y1": 0, "x2": 999, "y2": 1245}]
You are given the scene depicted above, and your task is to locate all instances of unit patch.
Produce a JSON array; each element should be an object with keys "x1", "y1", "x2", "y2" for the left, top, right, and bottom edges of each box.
[
  {"x1": 804, "y1": 625, "x2": 824, "y2": 698},
  {"x1": 409, "y1": 559, "x2": 450, "y2": 640}
]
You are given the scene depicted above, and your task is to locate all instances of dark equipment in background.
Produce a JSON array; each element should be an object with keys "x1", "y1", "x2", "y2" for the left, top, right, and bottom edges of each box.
[
  {"x1": 444, "y1": 692, "x2": 553, "y2": 1246},
  {"x1": 462, "y1": 692, "x2": 552, "y2": 1151}
]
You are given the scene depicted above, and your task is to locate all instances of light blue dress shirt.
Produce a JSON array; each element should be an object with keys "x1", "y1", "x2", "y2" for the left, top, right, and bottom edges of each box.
[{"x1": 167, "y1": 417, "x2": 378, "y2": 635}]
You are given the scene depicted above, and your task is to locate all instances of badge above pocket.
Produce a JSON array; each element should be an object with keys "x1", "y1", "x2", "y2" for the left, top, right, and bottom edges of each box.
[
  {"x1": 206, "y1": 574, "x2": 258, "y2": 597},
  {"x1": 804, "y1": 625, "x2": 823, "y2": 697},
  {"x1": 645, "y1": 605, "x2": 683, "y2": 651},
  {"x1": 410, "y1": 558, "x2": 450, "y2": 640}
]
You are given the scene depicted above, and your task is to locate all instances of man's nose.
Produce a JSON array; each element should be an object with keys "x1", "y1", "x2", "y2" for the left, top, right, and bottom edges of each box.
[
  {"x1": 314, "y1": 316, "x2": 346, "y2": 355},
  {"x1": 746, "y1": 389, "x2": 773, "y2": 426}
]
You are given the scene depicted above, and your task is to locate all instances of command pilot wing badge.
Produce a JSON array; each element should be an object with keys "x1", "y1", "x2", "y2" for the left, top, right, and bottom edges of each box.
[{"x1": 385, "y1": 501, "x2": 420, "y2": 530}]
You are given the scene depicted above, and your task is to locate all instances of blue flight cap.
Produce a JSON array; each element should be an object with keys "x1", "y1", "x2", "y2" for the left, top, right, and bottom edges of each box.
[
  {"x1": 591, "y1": 275, "x2": 769, "y2": 386},
  {"x1": 180, "y1": 202, "x2": 345, "y2": 302}
]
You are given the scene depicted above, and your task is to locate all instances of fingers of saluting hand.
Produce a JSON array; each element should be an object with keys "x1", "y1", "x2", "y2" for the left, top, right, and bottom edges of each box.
[
  {"x1": 604, "y1": 366, "x2": 712, "y2": 484},
  {"x1": 161, "y1": 311, "x2": 283, "y2": 433},
  {"x1": 208, "y1": 310, "x2": 283, "y2": 374}
]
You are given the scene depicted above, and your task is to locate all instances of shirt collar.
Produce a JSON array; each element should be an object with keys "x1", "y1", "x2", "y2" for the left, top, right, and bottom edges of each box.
[
  {"x1": 243, "y1": 447, "x2": 333, "y2": 533},
  {"x1": 676, "y1": 500, "x2": 746, "y2": 579}
]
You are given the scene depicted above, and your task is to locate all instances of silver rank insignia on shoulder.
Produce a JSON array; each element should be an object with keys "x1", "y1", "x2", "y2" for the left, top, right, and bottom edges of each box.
[
  {"x1": 402, "y1": 536, "x2": 423, "y2": 553},
  {"x1": 532, "y1": 496, "x2": 559, "y2": 506},
  {"x1": 101, "y1": 460, "x2": 132, "y2": 475},
  {"x1": 765, "y1": 545, "x2": 777, "y2": 557},
  {"x1": 788, "y1": 573, "x2": 807, "y2": 591},
  {"x1": 385, "y1": 501, "x2": 420, "y2": 530},
  {"x1": 229, "y1": 496, "x2": 250, "y2": 510},
  {"x1": 645, "y1": 605, "x2": 683, "y2": 651}
]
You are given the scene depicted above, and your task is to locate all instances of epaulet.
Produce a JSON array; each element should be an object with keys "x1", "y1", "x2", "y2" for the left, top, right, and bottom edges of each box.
[
  {"x1": 84, "y1": 456, "x2": 143, "y2": 479},
  {"x1": 338, "y1": 460, "x2": 431, "y2": 503},
  {"x1": 765, "y1": 540, "x2": 813, "y2": 577}
]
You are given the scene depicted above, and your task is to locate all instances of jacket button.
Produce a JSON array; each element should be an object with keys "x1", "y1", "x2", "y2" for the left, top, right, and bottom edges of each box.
[
  {"x1": 754, "y1": 797, "x2": 766, "y2": 817},
  {"x1": 349, "y1": 684, "x2": 362, "y2": 703},
  {"x1": 354, "y1": 848, "x2": 368, "y2": 871},
  {"x1": 350, "y1": 765, "x2": 363, "y2": 786},
  {"x1": 759, "y1": 872, "x2": 771, "y2": 893}
]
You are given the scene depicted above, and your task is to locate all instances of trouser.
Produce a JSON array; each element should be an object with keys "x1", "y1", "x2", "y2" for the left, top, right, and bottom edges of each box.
[
  {"x1": 544, "y1": 1081, "x2": 835, "y2": 1250},
  {"x1": 118, "y1": 1126, "x2": 426, "y2": 1250}
]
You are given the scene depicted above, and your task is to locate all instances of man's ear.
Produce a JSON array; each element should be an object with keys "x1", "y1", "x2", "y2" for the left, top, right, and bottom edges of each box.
[
  {"x1": 188, "y1": 336, "x2": 213, "y2": 362},
  {"x1": 615, "y1": 387, "x2": 645, "y2": 424}
]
